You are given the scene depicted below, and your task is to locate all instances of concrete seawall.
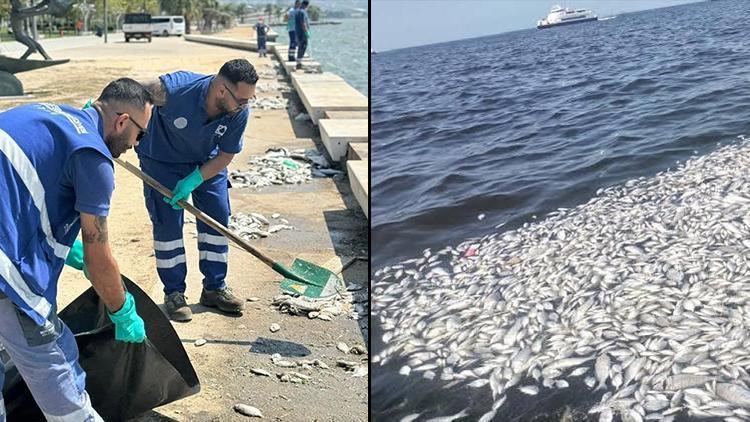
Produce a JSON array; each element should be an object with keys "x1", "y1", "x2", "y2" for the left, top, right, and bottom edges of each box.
[{"x1": 184, "y1": 34, "x2": 279, "y2": 53}]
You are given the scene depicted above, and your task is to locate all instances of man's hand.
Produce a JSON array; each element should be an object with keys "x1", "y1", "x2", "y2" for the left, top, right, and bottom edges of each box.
[
  {"x1": 165, "y1": 167, "x2": 203, "y2": 210},
  {"x1": 81, "y1": 213, "x2": 146, "y2": 343},
  {"x1": 108, "y1": 291, "x2": 146, "y2": 343}
]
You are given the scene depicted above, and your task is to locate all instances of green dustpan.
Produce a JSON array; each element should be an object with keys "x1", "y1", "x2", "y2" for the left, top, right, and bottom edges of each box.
[{"x1": 277, "y1": 259, "x2": 342, "y2": 299}]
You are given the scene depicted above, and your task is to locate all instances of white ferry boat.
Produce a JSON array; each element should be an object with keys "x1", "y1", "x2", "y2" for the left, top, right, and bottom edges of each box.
[{"x1": 537, "y1": 5, "x2": 598, "y2": 29}]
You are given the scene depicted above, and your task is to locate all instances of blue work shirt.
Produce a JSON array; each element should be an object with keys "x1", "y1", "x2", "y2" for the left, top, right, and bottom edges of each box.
[
  {"x1": 255, "y1": 23, "x2": 269, "y2": 38},
  {"x1": 287, "y1": 8, "x2": 297, "y2": 32},
  {"x1": 0, "y1": 104, "x2": 113, "y2": 326},
  {"x1": 136, "y1": 71, "x2": 249, "y2": 164},
  {"x1": 295, "y1": 8, "x2": 309, "y2": 34}
]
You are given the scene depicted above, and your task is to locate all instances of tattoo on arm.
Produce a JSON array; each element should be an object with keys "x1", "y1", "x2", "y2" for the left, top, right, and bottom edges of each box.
[
  {"x1": 82, "y1": 216, "x2": 108, "y2": 244},
  {"x1": 144, "y1": 79, "x2": 167, "y2": 106}
]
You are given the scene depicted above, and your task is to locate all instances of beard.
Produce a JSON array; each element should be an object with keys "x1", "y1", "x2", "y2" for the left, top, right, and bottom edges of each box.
[
  {"x1": 104, "y1": 130, "x2": 131, "y2": 158},
  {"x1": 218, "y1": 97, "x2": 238, "y2": 116}
]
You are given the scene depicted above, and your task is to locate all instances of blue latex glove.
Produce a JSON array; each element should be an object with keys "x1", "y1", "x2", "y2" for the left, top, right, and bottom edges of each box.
[
  {"x1": 164, "y1": 167, "x2": 203, "y2": 210},
  {"x1": 108, "y1": 292, "x2": 146, "y2": 343},
  {"x1": 305, "y1": 31, "x2": 311, "y2": 39},
  {"x1": 65, "y1": 239, "x2": 84, "y2": 270}
]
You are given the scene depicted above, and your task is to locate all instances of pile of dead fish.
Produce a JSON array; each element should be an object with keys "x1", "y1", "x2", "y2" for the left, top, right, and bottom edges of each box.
[
  {"x1": 258, "y1": 68, "x2": 280, "y2": 78},
  {"x1": 249, "y1": 96, "x2": 288, "y2": 110},
  {"x1": 229, "y1": 147, "x2": 340, "y2": 189},
  {"x1": 256, "y1": 82, "x2": 289, "y2": 93},
  {"x1": 372, "y1": 139, "x2": 750, "y2": 421},
  {"x1": 272, "y1": 281, "x2": 367, "y2": 322},
  {"x1": 228, "y1": 212, "x2": 293, "y2": 240}
]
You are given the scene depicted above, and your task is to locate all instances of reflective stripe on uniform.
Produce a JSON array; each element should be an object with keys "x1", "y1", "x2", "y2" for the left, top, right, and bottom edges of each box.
[
  {"x1": 0, "y1": 248, "x2": 52, "y2": 320},
  {"x1": 153, "y1": 238, "x2": 184, "y2": 251},
  {"x1": 197, "y1": 233, "x2": 228, "y2": 246},
  {"x1": 41, "y1": 390, "x2": 103, "y2": 422},
  {"x1": 156, "y1": 254, "x2": 186, "y2": 269},
  {"x1": 0, "y1": 128, "x2": 70, "y2": 260},
  {"x1": 199, "y1": 251, "x2": 228, "y2": 263}
]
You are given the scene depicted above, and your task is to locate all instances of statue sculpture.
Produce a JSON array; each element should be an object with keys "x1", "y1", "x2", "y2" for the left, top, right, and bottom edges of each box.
[{"x1": 0, "y1": 0, "x2": 75, "y2": 96}]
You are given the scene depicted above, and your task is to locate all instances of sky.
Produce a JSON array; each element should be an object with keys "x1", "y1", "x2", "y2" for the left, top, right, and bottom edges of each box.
[{"x1": 372, "y1": 0, "x2": 704, "y2": 52}]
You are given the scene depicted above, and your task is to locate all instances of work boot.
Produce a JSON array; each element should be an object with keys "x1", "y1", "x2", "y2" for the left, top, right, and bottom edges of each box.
[
  {"x1": 296, "y1": 62, "x2": 303, "y2": 70},
  {"x1": 164, "y1": 292, "x2": 192, "y2": 322},
  {"x1": 200, "y1": 287, "x2": 244, "y2": 314}
]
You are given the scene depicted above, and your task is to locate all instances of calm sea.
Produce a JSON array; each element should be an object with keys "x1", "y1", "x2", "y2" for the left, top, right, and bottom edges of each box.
[
  {"x1": 276, "y1": 17, "x2": 368, "y2": 95},
  {"x1": 372, "y1": 0, "x2": 750, "y2": 419}
]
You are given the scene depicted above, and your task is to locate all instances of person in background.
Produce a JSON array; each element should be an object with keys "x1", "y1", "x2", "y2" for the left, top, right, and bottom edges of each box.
[
  {"x1": 295, "y1": 0, "x2": 311, "y2": 70},
  {"x1": 254, "y1": 16, "x2": 270, "y2": 58},
  {"x1": 286, "y1": 0, "x2": 300, "y2": 62}
]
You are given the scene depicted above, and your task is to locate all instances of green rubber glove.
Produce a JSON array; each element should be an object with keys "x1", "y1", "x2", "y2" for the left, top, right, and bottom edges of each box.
[
  {"x1": 82, "y1": 98, "x2": 93, "y2": 110},
  {"x1": 305, "y1": 31, "x2": 311, "y2": 40},
  {"x1": 65, "y1": 239, "x2": 84, "y2": 270},
  {"x1": 164, "y1": 167, "x2": 203, "y2": 210},
  {"x1": 108, "y1": 292, "x2": 146, "y2": 343}
]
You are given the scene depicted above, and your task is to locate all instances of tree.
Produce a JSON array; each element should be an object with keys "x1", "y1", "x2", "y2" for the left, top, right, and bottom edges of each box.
[
  {"x1": 274, "y1": 5, "x2": 283, "y2": 24},
  {"x1": 235, "y1": 3, "x2": 247, "y2": 23},
  {"x1": 307, "y1": 5, "x2": 321, "y2": 22}
]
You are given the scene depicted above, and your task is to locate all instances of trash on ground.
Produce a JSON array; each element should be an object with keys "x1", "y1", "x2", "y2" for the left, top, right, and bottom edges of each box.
[
  {"x1": 250, "y1": 368, "x2": 271, "y2": 377},
  {"x1": 351, "y1": 366, "x2": 367, "y2": 377},
  {"x1": 230, "y1": 147, "x2": 335, "y2": 189},
  {"x1": 256, "y1": 82, "x2": 289, "y2": 93},
  {"x1": 233, "y1": 403, "x2": 263, "y2": 418},
  {"x1": 249, "y1": 96, "x2": 288, "y2": 110},
  {"x1": 229, "y1": 212, "x2": 294, "y2": 240}
]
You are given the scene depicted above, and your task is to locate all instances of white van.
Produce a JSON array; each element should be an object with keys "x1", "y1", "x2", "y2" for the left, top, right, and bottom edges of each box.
[
  {"x1": 151, "y1": 16, "x2": 185, "y2": 37},
  {"x1": 123, "y1": 13, "x2": 152, "y2": 42}
]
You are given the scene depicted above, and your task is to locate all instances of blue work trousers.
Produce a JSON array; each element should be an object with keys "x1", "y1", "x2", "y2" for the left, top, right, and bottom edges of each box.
[
  {"x1": 140, "y1": 156, "x2": 230, "y2": 295},
  {"x1": 288, "y1": 30, "x2": 297, "y2": 61},
  {"x1": 0, "y1": 293, "x2": 102, "y2": 421},
  {"x1": 296, "y1": 33, "x2": 308, "y2": 61}
]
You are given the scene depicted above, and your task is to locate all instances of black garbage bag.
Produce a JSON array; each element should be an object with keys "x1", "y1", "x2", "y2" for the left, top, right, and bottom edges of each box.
[{"x1": 2, "y1": 275, "x2": 200, "y2": 421}]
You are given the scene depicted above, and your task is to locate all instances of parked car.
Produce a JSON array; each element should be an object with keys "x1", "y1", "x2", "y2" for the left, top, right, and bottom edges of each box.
[
  {"x1": 151, "y1": 15, "x2": 185, "y2": 37},
  {"x1": 123, "y1": 13, "x2": 152, "y2": 42}
]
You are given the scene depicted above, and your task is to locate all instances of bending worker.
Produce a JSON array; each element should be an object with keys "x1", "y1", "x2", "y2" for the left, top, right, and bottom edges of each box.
[
  {"x1": 137, "y1": 59, "x2": 258, "y2": 322},
  {"x1": 0, "y1": 78, "x2": 150, "y2": 420}
]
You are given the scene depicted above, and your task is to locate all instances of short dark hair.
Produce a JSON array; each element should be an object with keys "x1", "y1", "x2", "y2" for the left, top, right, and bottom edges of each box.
[
  {"x1": 97, "y1": 78, "x2": 152, "y2": 109},
  {"x1": 219, "y1": 59, "x2": 259, "y2": 86},
  {"x1": 301, "y1": 0, "x2": 309, "y2": 7}
]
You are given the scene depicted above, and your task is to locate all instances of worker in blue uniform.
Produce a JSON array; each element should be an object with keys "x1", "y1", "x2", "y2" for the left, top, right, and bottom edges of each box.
[
  {"x1": 295, "y1": 0, "x2": 311, "y2": 70},
  {"x1": 137, "y1": 59, "x2": 258, "y2": 322},
  {"x1": 286, "y1": 0, "x2": 301, "y2": 62},
  {"x1": 0, "y1": 78, "x2": 151, "y2": 420}
]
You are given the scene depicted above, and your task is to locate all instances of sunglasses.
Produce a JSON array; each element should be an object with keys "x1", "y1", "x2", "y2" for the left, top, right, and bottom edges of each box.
[
  {"x1": 223, "y1": 83, "x2": 254, "y2": 109},
  {"x1": 116, "y1": 112, "x2": 147, "y2": 141}
]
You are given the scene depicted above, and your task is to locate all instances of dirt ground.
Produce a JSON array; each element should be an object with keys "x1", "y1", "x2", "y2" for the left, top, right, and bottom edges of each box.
[{"x1": 1, "y1": 32, "x2": 368, "y2": 421}]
